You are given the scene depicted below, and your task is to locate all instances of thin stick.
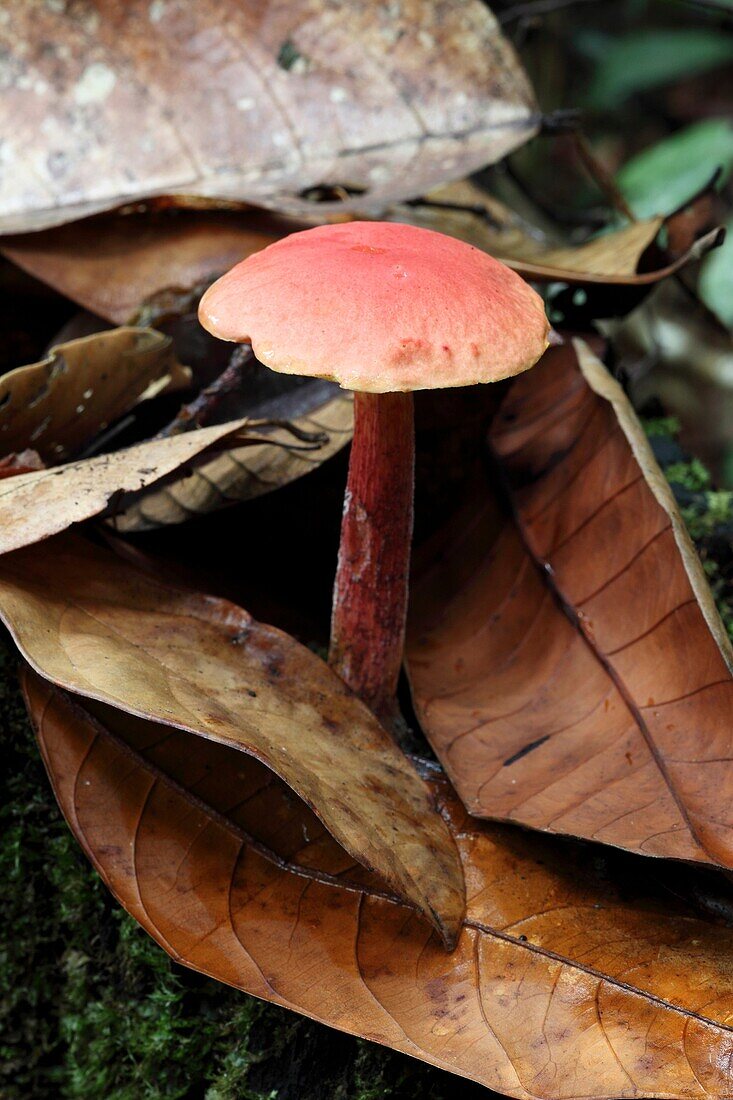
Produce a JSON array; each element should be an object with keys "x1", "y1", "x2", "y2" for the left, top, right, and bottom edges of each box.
[
  {"x1": 403, "y1": 197, "x2": 502, "y2": 229},
  {"x1": 571, "y1": 132, "x2": 637, "y2": 223},
  {"x1": 156, "y1": 345, "x2": 254, "y2": 439}
]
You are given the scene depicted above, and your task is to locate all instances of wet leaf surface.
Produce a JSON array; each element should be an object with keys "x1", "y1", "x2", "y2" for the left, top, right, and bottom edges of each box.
[
  {"x1": 0, "y1": 534, "x2": 465, "y2": 946},
  {"x1": 0, "y1": 327, "x2": 189, "y2": 462},
  {"x1": 0, "y1": 0, "x2": 537, "y2": 233},
  {"x1": 408, "y1": 341, "x2": 733, "y2": 867},
  {"x1": 25, "y1": 667, "x2": 733, "y2": 1099}
]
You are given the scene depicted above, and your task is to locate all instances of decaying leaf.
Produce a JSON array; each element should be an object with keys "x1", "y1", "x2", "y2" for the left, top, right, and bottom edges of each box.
[
  {"x1": 26, "y1": 668, "x2": 733, "y2": 1099},
  {"x1": 1, "y1": 210, "x2": 304, "y2": 326},
  {"x1": 112, "y1": 387, "x2": 353, "y2": 532},
  {"x1": 0, "y1": 534, "x2": 465, "y2": 946},
  {"x1": 402, "y1": 180, "x2": 723, "y2": 286},
  {"x1": 0, "y1": 416, "x2": 257, "y2": 554},
  {"x1": 0, "y1": 327, "x2": 189, "y2": 462},
  {"x1": 0, "y1": 0, "x2": 537, "y2": 234},
  {"x1": 408, "y1": 341, "x2": 733, "y2": 868}
]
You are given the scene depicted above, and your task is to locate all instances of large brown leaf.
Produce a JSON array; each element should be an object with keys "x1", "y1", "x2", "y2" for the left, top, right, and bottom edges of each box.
[
  {"x1": 0, "y1": 0, "x2": 537, "y2": 234},
  {"x1": 25, "y1": 668, "x2": 733, "y2": 1099},
  {"x1": 0, "y1": 327, "x2": 189, "y2": 462},
  {"x1": 0, "y1": 534, "x2": 464, "y2": 945},
  {"x1": 408, "y1": 341, "x2": 733, "y2": 868}
]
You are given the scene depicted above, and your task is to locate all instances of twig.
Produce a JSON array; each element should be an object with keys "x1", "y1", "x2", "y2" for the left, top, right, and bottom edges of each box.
[
  {"x1": 244, "y1": 418, "x2": 329, "y2": 445},
  {"x1": 571, "y1": 132, "x2": 637, "y2": 222},
  {"x1": 540, "y1": 108, "x2": 582, "y2": 135},
  {"x1": 402, "y1": 196, "x2": 502, "y2": 229},
  {"x1": 77, "y1": 414, "x2": 137, "y2": 460},
  {"x1": 222, "y1": 432, "x2": 328, "y2": 452},
  {"x1": 156, "y1": 345, "x2": 254, "y2": 439}
]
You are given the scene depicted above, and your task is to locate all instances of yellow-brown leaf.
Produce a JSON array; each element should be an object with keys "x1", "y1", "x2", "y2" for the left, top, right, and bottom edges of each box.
[{"x1": 25, "y1": 670, "x2": 733, "y2": 1100}]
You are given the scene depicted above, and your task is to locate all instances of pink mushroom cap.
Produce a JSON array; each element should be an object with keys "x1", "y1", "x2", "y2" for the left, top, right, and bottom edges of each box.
[{"x1": 198, "y1": 221, "x2": 549, "y2": 393}]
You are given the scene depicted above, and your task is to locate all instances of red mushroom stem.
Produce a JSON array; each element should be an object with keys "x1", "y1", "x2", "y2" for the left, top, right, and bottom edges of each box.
[{"x1": 329, "y1": 390, "x2": 414, "y2": 724}]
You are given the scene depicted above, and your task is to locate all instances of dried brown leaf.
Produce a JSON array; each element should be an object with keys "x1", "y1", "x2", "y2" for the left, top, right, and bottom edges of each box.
[
  {"x1": 0, "y1": 0, "x2": 537, "y2": 233},
  {"x1": 4, "y1": 198, "x2": 715, "y2": 334},
  {"x1": 26, "y1": 668, "x2": 733, "y2": 1099},
  {"x1": 4, "y1": 179, "x2": 717, "y2": 341},
  {"x1": 0, "y1": 417, "x2": 255, "y2": 554},
  {"x1": 0, "y1": 534, "x2": 465, "y2": 946},
  {"x1": 0, "y1": 326, "x2": 189, "y2": 462},
  {"x1": 1, "y1": 210, "x2": 303, "y2": 326},
  {"x1": 402, "y1": 180, "x2": 723, "y2": 285},
  {"x1": 112, "y1": 388, "x2": 353, "y2": 532},
  {"x1": 408, "y1": 341, "x2": 733, "y2": 867}
]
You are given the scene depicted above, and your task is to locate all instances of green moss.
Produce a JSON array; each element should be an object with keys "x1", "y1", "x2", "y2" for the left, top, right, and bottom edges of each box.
[
  {"x1": 643, "y1": 418, "x2": 733, "y2": 642},
  {"x1": 702, "y1": 558, "x2": 733, "y2": 643},
  {"x1": 0, "y1": 646, "x2": 281, "y2": 1100},
  {"x1": 664, "y1": 457, "x2": 711, "y2": 493},
  {"x1": 642, "y1": 415, "x2": 682, "y2": 439},
  {"x1": 680, "y1": 490, "x2": 733, "y2": 542}
]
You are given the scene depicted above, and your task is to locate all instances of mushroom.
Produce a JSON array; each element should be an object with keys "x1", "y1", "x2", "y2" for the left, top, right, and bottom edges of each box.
[{"x1": 199, "y1": 221, "x2": 549, "y2": 723}]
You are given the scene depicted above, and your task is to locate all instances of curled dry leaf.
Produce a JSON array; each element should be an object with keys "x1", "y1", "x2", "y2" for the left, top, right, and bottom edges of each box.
[
  {"x1": 0, "y1": 327, "x2": 189, "y2": 462},
  {"x1": 0, "y1": 417, "x2": 256, "y2": 554},
  {"x1": 401, "y1": 179, "x2": 723, "y2": 286},
  {"x1": 408, "y1": 341, "x2": 733, "y2": 868},
  {"x1": 0, "y1": 0, "x2": 537, "y2": 234},
  {"x1": 0, "y1": 534, "x2": 465, "y2": 946},
  {"x1": 112, "y1": 387, "x2": 353, "y2": 532},
  {"x1": 26, "y1": 668, "x2": 733, "y2": 1099}
]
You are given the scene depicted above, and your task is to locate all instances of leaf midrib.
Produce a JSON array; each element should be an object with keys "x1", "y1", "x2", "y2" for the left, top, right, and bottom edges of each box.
[
  {"x1": 58, "y1": 684, "x2": 733, "y2": 1038},
  {"x1": 504, "y1": 488, "x2": 712, "y2": 865}
]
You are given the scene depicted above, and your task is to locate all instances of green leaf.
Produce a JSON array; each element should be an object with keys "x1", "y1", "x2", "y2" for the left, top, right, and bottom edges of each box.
[
  {"x1": 699, "y1": 217, "x2": 733, "y2": 326},
  {"x1": 616, "y1": 119, "x2": 733, "y2": 218},
  {"x1": 584, "y1": 29, "x2": 733, "y2": 108}
]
